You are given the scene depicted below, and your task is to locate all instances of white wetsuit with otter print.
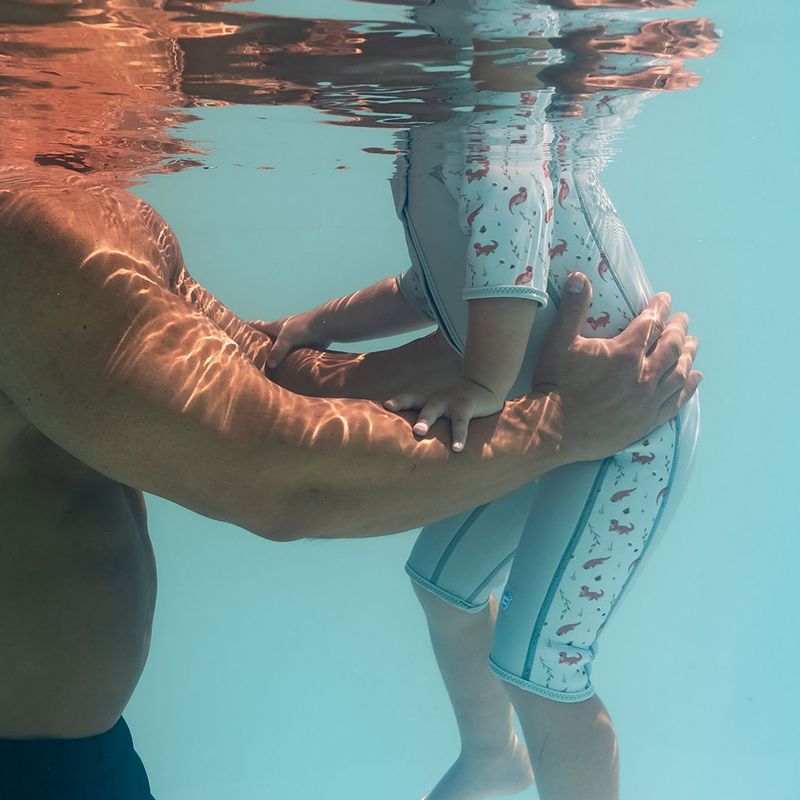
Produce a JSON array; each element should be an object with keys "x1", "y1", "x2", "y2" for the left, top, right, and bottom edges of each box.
[{"x1": 392, "y1": 2, "x2": 699, "y2": 702}]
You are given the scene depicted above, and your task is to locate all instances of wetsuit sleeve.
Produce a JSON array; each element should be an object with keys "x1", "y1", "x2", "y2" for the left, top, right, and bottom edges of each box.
[{"x1": 456, "y1": 100, "x2": 554, "y2": 309}]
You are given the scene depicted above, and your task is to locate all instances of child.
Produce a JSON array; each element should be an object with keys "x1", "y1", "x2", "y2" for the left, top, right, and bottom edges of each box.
[{"x1": 252, "y1": 5, "x2": 706, "y2": 799}]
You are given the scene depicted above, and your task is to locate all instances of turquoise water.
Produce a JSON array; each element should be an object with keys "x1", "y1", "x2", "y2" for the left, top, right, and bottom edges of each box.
[
  {"x1": 4, "y1": 0, "x2": 795, "y2": 796},
  {"x1": 128, "y1": 2, "x2": 798, "y2": 798}
]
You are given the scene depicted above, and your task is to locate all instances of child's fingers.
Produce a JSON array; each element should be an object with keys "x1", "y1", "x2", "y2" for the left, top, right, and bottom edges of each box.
[
  {"x1": 450, "y1": 410, "x2": 471, "y2": 452},
  {"x1": 384, "y1": 393, "x2": 425, "y2": 412},
  {"x1": 413, "y1": 398, "x2": 448, "y2": 437}
]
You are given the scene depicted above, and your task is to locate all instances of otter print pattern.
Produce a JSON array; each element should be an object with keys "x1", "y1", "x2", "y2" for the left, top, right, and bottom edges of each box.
[
  {"x1": 544, "y1": 92, "x2": 656, "y2": 334},
  {"x1": 546, "y1": 167, "x2": 644, "y2": 339},
  {"x1": 402, "y1": 87, "x2": 692, "y2": 702},
  {"x1": 399, "y1": 3, "x2": 698, "y2": 704},
  {"x1": 488, "y1": 418, "x2": 680, "y2": 701},
  {"x1": 434, "y1": 90, "x2": 555, "y2": 308}
]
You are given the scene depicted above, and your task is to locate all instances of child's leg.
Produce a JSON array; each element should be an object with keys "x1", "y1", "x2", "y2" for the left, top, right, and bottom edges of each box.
[
  {"x1": 545, "y1": 167, "x2": 652, "y2": 333},
  {"x1": 413, "y1": 587, "x2": 534, "y2": 800},
  {"x1": 489, "y1": 416, "x2": 687, "y2": 800},
  {"x1": 485, "y1": 165, "x2": 698, "y2": 800},
  {"x1": 506, "y1": 686, "x2": 619, "y2": 800},
  {"x1": 406, "y1": 483, "x2": 537, "y2": 800}
]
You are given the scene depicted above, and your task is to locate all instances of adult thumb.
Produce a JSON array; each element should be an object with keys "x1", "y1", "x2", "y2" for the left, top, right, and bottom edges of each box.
[{"x1": 551, "y1": 272, "x2": 592, "y2": 349}]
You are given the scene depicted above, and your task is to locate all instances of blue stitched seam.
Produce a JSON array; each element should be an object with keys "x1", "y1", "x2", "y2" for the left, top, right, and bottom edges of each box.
[
  {"x1": 429, "y1": 504, "x2": 490, "y2": 584},
  {"x1": 488, "y1": 657, "x2": 596, "y2": 703},
  {"x1": 521, "y1": 458, "x2": 613, "y2": 681},
  {"x1": 598, "y1": 417, "x2": 683, "y2": 634},
  {"x1": 466, "y1": 550, "x2": 517, "y2": 604},
  {"x1": 406, "y1": 563, "x2": 488, "y2": 613},
  {"x1": 396, "y1": 271, "x2": 436, "y2": 323},
  {"x1": 546, "y1": 278, "x2": 561, "y2": 308},
  {"x1": 402, "y1": 203, "x2": 465, "y2": 355},
  {"x1": 572, "y1": 178, "x2": 636, "y2": 318}
]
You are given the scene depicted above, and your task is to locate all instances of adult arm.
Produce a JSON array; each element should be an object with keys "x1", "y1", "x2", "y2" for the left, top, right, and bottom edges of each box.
[
  {"x1": 0, "y1": 204, "x2": 698, "y2": 543},
  {"x1": 0, "y1": 225, "x2": 567, "y2": 541}
]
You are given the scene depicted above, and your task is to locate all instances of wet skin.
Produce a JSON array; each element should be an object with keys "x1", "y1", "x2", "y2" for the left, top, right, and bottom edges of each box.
[
  {"x1": 0, "y1": 168, "x2": 456, "y2": 738},
  {"x1": 0, "y1": 168, "x2": 454, "y2": 738},
  {"x1": 0, "y1": 166, "x2": 698, "y2": 740},
  {"x1": 0, "y1": 167, "x2": 265, "y2": 738},
  {"x1": 0, "y1": 393, "x2": 157, "y2": 737}
]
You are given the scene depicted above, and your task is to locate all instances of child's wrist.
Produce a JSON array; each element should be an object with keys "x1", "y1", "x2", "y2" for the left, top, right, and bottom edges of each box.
[{"x1": 461, "y1": 370, "x2": 507, "y2": 405}]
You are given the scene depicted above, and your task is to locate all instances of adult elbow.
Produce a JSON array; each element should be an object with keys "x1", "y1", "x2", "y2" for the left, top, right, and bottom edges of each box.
[
  {"x1": 243, "y1": 516, "x2": 306, "y2": 543},
  {"x1": 227, "y1": 483, "x2": 343, "y2": 543},
  {"x1": 239, "y1": 500, "x2": 314, "y2": 542}
]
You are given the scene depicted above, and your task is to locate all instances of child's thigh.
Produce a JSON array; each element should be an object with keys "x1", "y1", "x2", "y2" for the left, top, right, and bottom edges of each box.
[
  {"x1": 406, "y1": 481, "x2": 537, "y2": 613},
  {"x1": 549, "y1": 168, "x2": 652, "y2": 338},
  {"x1": 489, "y1": 416, "x2": 683, "y2": 701},
  {"x1": 509, "y1": 168, "x2": 655, "y2": 398}
]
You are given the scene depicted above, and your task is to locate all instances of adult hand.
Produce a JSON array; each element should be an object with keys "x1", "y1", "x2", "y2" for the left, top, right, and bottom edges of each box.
[{"x1": 532, "y1": 272, "x2": 701, "y2": 462}]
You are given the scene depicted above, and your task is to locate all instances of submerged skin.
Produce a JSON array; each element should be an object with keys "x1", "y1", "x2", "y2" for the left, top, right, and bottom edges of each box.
[{"x1": 0, "y1": 166, "x2": 698, "y2": 739}]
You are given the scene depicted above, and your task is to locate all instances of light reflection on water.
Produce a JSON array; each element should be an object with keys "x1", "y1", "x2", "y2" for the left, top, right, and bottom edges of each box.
[{"x1": 0, "y1": 0, "x2": 718, "y2": 181}]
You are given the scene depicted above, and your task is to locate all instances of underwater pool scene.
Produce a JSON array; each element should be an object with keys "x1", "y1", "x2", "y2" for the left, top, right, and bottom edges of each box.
[{"x1": 0, "y1": 0, "x2": 797, "y2": 798}]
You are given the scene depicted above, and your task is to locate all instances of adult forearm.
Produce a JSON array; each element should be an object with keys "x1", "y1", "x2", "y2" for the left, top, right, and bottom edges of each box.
[
  {"x1": 164, "y1": 270, "x2": 556, "y2": 537},
  {"x1": 242, "y1": 389, "x2": 567, "y2": 540}
]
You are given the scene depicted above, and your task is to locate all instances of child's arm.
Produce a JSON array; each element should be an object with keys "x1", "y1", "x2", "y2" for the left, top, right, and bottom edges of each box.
[
  {"x1": 385, "y1": 297, "x2": 539, "y2": 451},
  {"x1": 251, "y1": 274, "x2": 435, "y2": 369},
  {"x1": 463, "y1": 297, "x2": 537, "y2": 401}
]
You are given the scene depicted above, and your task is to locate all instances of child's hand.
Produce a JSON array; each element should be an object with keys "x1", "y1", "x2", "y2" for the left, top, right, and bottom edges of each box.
[
  {"x1": 384, "y1": 377, "x2": 504, "y2": 452},
  {"x1": 250, "y1": 312, "x2": 332, "y2": 369}
]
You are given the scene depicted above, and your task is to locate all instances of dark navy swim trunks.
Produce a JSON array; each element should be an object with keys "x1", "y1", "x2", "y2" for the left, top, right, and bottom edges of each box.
[{"x1": 0, "y1": 716, "x2": 154, "y2": 799}]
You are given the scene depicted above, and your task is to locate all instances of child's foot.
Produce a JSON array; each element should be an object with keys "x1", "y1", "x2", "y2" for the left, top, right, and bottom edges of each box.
[{"x1": 422, "y1": 735, "x2": 534, "y2": 800}]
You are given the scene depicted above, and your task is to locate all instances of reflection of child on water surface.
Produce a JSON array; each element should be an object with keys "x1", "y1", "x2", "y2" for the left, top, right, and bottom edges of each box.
[
  {"x1": 253, "y1": 8, "x2": 715, "y2": 800},
  {"x1": 254, "y1": 8, "x2": 713, "y2": 453}
]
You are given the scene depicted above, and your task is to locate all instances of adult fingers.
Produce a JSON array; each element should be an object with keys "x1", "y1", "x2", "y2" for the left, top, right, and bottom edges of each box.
[
  {"x1": 547, "y1": 273, "x2": 593, "y2": 351},
  {"x1": 617, "y1": 293, "x2": 672, "y2": 354},
  {"x1": 657, "y1": 342, "x2": 696, "y2": 398},
  {"x1": 648, "y1": 313, "x2": 690, "y2": 381},
  {"x1": 413, "y1": 397, "x2": 449, "y2": 437},
  {"x1": 656, "y1": 370, "x2": 703, "y2": 425}
]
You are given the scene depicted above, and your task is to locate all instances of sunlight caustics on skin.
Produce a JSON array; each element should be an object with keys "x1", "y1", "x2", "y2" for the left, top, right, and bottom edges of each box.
[{"x1": 0, "y1": 162, "x2": 579, "y2": 545}]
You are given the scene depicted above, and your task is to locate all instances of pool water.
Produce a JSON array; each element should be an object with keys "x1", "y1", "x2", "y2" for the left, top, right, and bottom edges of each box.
[{"x1": 1, "y1": 1, "x2": 798, "y2": 798}]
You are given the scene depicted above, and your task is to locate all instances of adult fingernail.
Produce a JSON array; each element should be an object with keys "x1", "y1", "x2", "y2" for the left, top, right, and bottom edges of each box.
[
  {"x1": 566, "y1": 274, "x2": 584, "y2": 293},
  {"x1": 453, "y1": 442, "x2": 463, "y2": 452},
  {"x1": 413, "y1": 423, "x2": 427, "y2": 434}
]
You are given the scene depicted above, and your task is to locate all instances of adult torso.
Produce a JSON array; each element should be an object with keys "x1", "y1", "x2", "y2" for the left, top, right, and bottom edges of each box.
[{"x1": 0, "y1": 168, "x2": 170, "y2": 738}]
